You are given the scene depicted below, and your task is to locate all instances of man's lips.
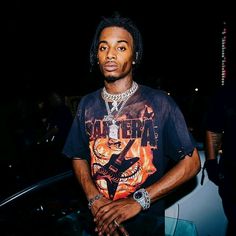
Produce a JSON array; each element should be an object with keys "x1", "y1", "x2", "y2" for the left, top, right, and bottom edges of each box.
[{"x1": 103, "y1": 62, "x2": 118, "y2": 72}]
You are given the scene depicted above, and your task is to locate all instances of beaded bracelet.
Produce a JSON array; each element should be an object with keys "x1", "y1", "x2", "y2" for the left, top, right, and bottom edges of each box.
[{"x1": 88, "y1": 194, "x2": 103, "y2": 209}]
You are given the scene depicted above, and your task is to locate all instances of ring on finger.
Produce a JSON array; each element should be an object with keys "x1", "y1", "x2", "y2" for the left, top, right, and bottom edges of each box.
[{"x1": 114, "y1": 219, "x2": 120, "y2": 228}]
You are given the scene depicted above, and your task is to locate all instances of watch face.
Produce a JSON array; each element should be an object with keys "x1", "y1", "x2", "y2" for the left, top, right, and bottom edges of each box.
[{"x1": 135, "y1": 191, "x2": 143, "y2": 199}]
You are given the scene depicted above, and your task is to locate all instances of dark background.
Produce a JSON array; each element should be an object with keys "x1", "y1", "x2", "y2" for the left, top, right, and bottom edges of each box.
[
  {"x1": 2, "y1": 1, "x2": 235, "y2": 187},
  {"x1": 6, "y1": 1, "x2": 235, "y2": 97}
]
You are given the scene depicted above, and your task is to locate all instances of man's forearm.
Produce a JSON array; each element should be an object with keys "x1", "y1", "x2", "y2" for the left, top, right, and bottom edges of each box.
[
  {"x1": 205, "y1": 131, "x2": 222, "y2": 160},
  {"x1": 72, "y1": 159, "x2": 100, "y2": 200},
  {"x1": 147, "y1": 148, "x2": 200, "y2": 202}
]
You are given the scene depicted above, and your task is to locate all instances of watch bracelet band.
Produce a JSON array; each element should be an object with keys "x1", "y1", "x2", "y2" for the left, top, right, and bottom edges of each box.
[
  {"x1": 88, "y1": 193, "x2": 103, "y2": 209},
  {"x1": 133, "y1": 188, "x2": 151, "y2": 210}
]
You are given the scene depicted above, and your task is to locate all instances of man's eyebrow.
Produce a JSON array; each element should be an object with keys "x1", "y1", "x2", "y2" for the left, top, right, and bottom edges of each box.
[
  {"x1": 98, "y1": 40, "x2": 107, "y2": 45},
  {"x1": 98, "y1": 40, "x2": 129, "y2": 45},
  {"x1": 117, "y1": 40, "x2": 128, "y2": 44}
]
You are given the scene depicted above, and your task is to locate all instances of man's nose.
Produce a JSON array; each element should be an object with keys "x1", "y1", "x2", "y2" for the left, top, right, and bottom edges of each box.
[{"x1": 106, "y1": 48, "x2": 116, "y2": 60}]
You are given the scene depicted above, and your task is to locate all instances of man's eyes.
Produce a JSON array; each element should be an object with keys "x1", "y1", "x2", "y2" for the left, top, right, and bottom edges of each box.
[
  {"x1": 99, "y1": 46, "x2": 127, "y2": 51},
  {"x1": 99, "y1": 46, "x2": 107, "y2": 51},
  {"x1": 118, "y1": 46, "x2": 126, "y2": 51}
]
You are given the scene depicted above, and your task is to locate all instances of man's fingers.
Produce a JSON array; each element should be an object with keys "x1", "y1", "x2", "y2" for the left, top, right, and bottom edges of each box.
[{"x1": 118, "y1": 224, "x2": 130, "y2": 236}]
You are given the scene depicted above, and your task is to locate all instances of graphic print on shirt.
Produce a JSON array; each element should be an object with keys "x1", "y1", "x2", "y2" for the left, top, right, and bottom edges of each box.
[
  {"x1": 86, "y1": 104, "x2": 158, "y2": 200},
  {"x1": 93, "y1": 139, "x2": 139, "y2": 199}
]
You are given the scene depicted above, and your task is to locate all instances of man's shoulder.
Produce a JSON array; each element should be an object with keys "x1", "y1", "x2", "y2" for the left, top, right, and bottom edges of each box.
[
  {"x1": 139, "y1": 84, "x2": 173, "y2": 102},
  {"x1": 139, "y1": 84, "x2": 168, "y2": 96}
]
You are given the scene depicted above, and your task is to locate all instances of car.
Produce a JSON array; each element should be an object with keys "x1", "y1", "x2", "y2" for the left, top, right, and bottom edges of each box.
[
  {"x1": 0, "y1": 170, "x2": 88, "y2": 236},
  {"x1": 0, "y1": 148, "x2": 227, "y2": 236},
  {"x1": 165, "y1": 148, "x2": 228, "y2": 236}
]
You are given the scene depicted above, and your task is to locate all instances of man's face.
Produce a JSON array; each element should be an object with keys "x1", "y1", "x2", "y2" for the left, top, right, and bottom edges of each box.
[{"x1": 97, "y1": 26, "x2": 134, "y2": 82}]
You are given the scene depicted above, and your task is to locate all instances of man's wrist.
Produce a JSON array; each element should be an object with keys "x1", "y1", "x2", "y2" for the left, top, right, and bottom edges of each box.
[
  {"x1": 88, "y1": 193, "x2": 103, "y2": 209},
  {"x1": 133, "y1": 188, "x2": 151, "y2": 210}
]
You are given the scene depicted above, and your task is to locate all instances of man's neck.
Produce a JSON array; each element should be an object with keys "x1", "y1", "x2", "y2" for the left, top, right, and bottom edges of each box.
[{"x1": 104, "y1": 78, "x2": 133, "y2": 94}]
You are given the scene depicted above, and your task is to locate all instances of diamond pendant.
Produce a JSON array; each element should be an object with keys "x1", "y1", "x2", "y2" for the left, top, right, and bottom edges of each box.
[
  {"x1": 108, "y1": 120, "x2": 119, "y2": 139},
  {"x1": 112, "y1": 101, "x2": 117, "y2": 107},
  {"x1": 111, "y1": 101, "x2": 118, "y2": 112},
  {"x1": 104, "y1": 114, "x2": 114, "y2": 122}
]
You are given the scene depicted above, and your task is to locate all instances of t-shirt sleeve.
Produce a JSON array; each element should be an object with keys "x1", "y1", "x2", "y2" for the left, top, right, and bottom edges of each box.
[
  {"x1": 164, "y1": 100, "x2": 196, "y2": 162},
  {"x1": 62, "y1": 99, "x2": 90, "y2": 160}
]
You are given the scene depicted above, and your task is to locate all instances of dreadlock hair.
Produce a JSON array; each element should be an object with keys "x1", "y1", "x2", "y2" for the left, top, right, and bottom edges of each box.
[{"x1": 89, "y1": 13, "x2": 143, "y2": 71}]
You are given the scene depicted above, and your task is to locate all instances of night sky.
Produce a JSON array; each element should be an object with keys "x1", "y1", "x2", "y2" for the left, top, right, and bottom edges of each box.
[{"x1": 7, "y1": 1, "x2": 234, "y2": 97}]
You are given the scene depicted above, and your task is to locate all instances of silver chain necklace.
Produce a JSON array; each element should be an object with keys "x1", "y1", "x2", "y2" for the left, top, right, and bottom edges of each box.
[
  {"x1": 102, "y1": 81, "x2": 139, "y2": 139},
  {"x1": 102, "y1": 81, "x2": 138, "y2": 102}
]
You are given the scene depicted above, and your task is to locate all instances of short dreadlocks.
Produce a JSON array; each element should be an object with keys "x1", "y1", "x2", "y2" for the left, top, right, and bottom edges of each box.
[{"x1": 89, "y1": 13, "x2": 143, "y2": 70}]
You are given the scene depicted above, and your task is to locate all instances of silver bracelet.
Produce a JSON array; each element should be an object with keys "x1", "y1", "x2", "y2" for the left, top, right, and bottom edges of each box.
[
  {"x1": 133, "y1": 188, "x2": 151, "y2": 210},
  {"x1": 88, "y1": 194, "x2": 103, "y2": 209}
]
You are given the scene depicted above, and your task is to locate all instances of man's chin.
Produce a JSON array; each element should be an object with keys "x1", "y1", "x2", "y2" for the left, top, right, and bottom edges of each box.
[{"x1": 104, "y1": 76, "x2": 120, "y2": 83}]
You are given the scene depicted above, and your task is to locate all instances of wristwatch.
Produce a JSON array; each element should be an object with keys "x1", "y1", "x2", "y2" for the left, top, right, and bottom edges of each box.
[{"x1": 133, "y1": 188, "x2": 150, "y2": 210}]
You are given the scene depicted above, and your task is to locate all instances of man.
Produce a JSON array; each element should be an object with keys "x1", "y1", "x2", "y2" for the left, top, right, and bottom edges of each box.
[
  {"x1": 204, "y1": 19, "x2": 236, "y2": 235},
  {"x1": 205, "y1": 79, "x2": 236, "y2": 236},
  {"x1": 63, "y1": 14, "x2": 200, "y2": 236}
]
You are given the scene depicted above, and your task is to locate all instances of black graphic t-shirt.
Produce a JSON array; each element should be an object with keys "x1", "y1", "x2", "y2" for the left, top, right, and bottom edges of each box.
[{"x1": 63, "y1": 84, "x2": 195, "y2": 202}]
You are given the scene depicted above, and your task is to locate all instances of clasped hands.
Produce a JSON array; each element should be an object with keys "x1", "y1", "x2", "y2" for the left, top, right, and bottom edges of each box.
[{"x1": 91, "y1": 196, "x2": 142, "y2": 236}]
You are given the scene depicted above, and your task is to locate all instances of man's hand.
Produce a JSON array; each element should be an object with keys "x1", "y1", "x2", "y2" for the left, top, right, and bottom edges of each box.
[
  {"x1": 93, "y1": 197, "x2": 141, "y2": 236},
  {"x1": 205, "y1": 159, "x2": 220, "y2": 186},
  {"x1": 90, "y1": 195, "x2": 111, "y2": 217}
]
